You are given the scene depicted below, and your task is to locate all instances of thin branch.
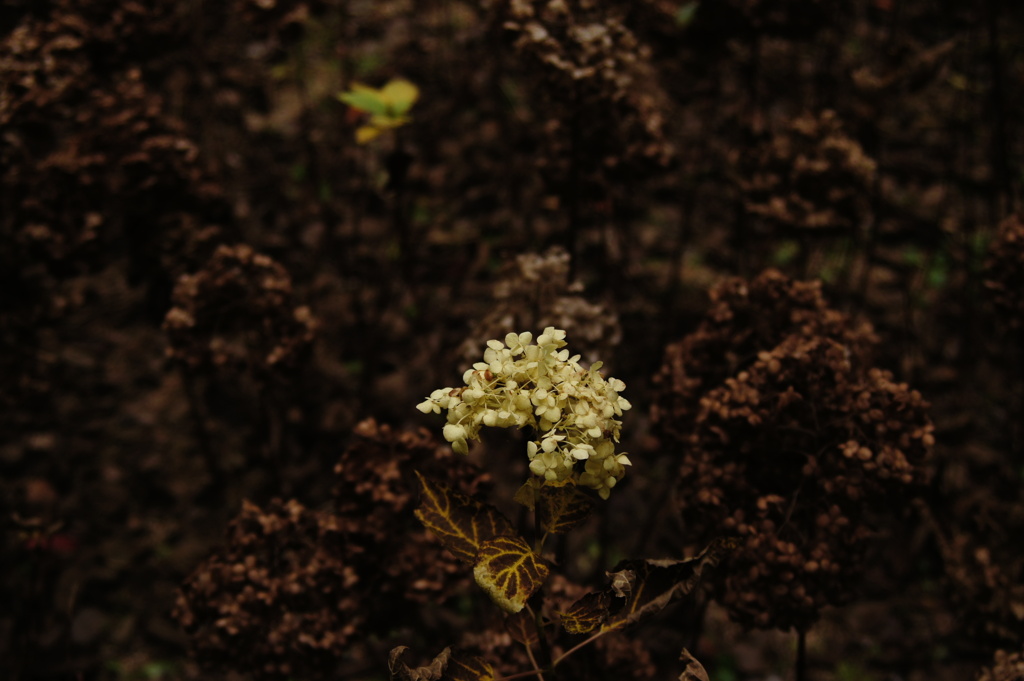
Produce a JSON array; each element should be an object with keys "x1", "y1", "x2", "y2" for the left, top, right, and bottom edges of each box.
[
  {"x1": 522, "y1": 637, "x2": 546, "y2": 681},
  {"x1": 551, "y1": 627, "x2": 611, "y2": 667},
  {"x1": 500, "y1": 669, "x2": 547, "y2": 681},
  {"x1": 795, "y1": 629, "x2": 807, "y2": 681},
  {"x1": 526, "y1": 603, "x2": 555, "y2": 680}
]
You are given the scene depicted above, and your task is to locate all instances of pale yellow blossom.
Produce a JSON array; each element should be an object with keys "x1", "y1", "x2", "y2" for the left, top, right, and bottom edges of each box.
[{"x1": 415, "y1": 327, "x2": 632, "y2": 497}]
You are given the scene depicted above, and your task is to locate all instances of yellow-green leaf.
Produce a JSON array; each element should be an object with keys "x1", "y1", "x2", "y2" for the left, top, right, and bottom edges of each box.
[
  {"x1": 473, "y1": 535, "x2": 549, "y2": 613},
  {"x1": 381, "y1": 78, "x2": 420, "y2": 116},
  {"x1": 368, "y1": 114, "x2": 411, "y2": 129},
  {"x1": 538, "y1": 483, "x2": 594, "y2": 534},
  {"x1": 339, "y1": 78, "x2": 418, "y2": 118},
  {"x1": 355, "y1": 125, "x2": 384, "y2": 144},
  {"x1": 414, "y1": 472, "x2": 514, "y2": 564},
  {"x1": 338, "y1": 83, "x2": 389, "y2": 117}
]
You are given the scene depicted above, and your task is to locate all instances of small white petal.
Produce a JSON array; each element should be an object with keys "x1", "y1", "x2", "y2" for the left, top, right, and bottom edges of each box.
[{"x1": 443, "y1": 424, "x2": 465, "y2": 442}]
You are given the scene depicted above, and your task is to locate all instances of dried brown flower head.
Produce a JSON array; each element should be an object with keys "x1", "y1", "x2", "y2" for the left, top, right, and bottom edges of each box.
[
  {"x1": 653, "y1": 271, "x2": 932, "y2": 631},
  {"x1": 501, "y1": 0, "x2": 673, "y2": 177},
  {"x1": 979, "y1": 649, "x2": 1024, "y2": 681},
  {"x1": 984, "y1": 213, "x2": 1024, "y2": 328},
  {"x1": 651, "y1": 268, "x2": 875, "y2": 444},
  {"x1": 737, "y1": 110, "x2": 877, "y2": 235},
  {"x1": 174, "y1": 498, "x2": 363, "y2": 681},
  {"x1": 333, "y1": 418, "x2": 491, "y2": 603},
  {"x1": 1, "y1": 13, "x2": 223, "y2": 270},
  {"x1": 163, "y1": 244, "x2": 318, "y2": 375},
  {"x1": 177, "y1": 420, "x2": 491, "y2": 678},
  {"x1": 935, "y1": 495, "x2": 1024, "y2": 646},
  {"x1": 461, "y1": 247, "x2": 621, "y2": 365}
]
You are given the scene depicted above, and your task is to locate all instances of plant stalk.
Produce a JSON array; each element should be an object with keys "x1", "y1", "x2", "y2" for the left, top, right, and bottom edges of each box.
[{"x1": 795, "y1": 628, "x2": 807, "y2": 681}]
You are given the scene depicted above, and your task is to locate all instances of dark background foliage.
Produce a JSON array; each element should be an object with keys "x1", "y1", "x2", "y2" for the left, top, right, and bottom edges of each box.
[{"x1": 2, "y1": 0, "x2": 1023, "y2": 680}]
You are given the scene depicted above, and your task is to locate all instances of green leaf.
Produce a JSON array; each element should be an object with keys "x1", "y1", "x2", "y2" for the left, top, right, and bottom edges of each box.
[
  {"x1": 538, "y1": 483, "x2": 594, "y2": 534},
  {"x1": 337, "y1": 83, "x2": 389, "y2": 117},
  {"x1": 414, "y1": 472, "x2": 515, "y2": 564},
  {"x1": 927, "y1": 252, "x2": 949, "y2": 288},
  {"x1": 675, "y1": 2, "x2": 699, "y2": 27},
  {"x1": 473, "y1": 535, "x2": 550, "y2": 613},
  {"x1": 772, "y1": 240, "x2": 800, "y2": 266}
]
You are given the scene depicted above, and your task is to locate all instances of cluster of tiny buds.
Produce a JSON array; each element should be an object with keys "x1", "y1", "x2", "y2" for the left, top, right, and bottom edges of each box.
[{"x1": 417, "y1": 327, "x2": 632, "y2": 499}]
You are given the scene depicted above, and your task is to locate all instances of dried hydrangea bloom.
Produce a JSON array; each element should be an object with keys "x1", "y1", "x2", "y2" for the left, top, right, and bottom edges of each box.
[
  {"x1": 418, "y1": 327, "x2": 631, "y2": 499},
  {"x1": 173, "y1": 499, "x2": 363, "y2": 681},
  {"x1": 985, "y1": 213, "x2": 1024, "y2": 327},
  {"x1": 933, "y1": 492, "x2": 1024, "y2": 646},
  {"x1": 688, "y1": 335, "x2": 932, "y2": 630},
  {"x1": 654, "y1": 271, "x2": 932, "y2": 631},
  {"x1": 501, "y1": 0, "x2": 674, "y2": 177},
  {"x1": 461, "y1": 247, "x2": 622, "y2": 366},
  {"x1": 332, "y1": 418, "x2": 490, "y2": 604},
  {"x1": 737, "y1": 110, "x2": 877, "y2": 235},
  {"x1": 651, "y1": 268, "x2": 876, "y2": 443},
  {"x1": 163, "y1": 244, "x2": 318, "y2": 375},
  {"x1": 978, "y1": 649, "x2": 1024, "y2": 681}
]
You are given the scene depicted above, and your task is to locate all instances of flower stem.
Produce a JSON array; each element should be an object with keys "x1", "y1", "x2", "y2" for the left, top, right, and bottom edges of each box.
[
  {"x1": 795, "y1": 628, "x2": 807, "y2": 681},
  {"x1": 533, "y1": 486, "x2": 546, "y2": 554},
  {"x1": 526, "y1": 603, "x2": 555, "y2": 678}
]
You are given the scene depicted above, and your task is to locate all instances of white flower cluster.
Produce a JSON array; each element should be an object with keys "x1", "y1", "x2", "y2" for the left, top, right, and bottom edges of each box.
[{"x1": 417, "y1": 327, "x2": 632, "y2": 499}]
